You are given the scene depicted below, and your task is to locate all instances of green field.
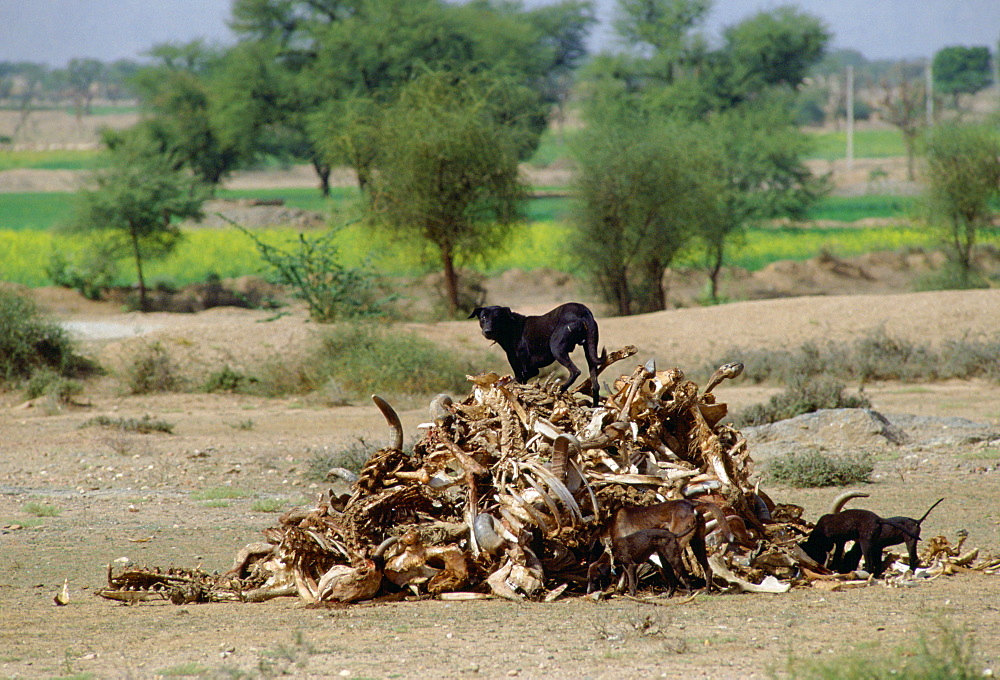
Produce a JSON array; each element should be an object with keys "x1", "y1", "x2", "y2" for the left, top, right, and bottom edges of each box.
[
  {"x1": 0, "y1": 192, "x2": 76, "y2": 231},
  {"x1": 804, "y1": 127, "x2": 908, "y2": 160},
  {"x1": 0, "y1": 126, "x2": 906, "y2": 176},
  {"x1": 526, "y1": 126, "x2": 909, "y2": 167},
  {"x1": 0, "y1": 187, "x2": 571, "y2": 233},
  {"x1": 5, "y1": 217, "x2": 998, "y2": 289},
  {"x1": 0, "y1": 149, "x2": 109, "y2": 172},
  {"x1": 805, "y1": 195, "x2": 915, "y2": 222},
  {"x1": 1, "y1": 127, "x2": 993, "y2": 290}
]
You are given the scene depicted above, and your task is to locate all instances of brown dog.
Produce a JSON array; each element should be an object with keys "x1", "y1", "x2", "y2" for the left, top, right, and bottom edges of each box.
[
  {"x1": 613, "y1": 526, "x2": 696, "y2": 596},
  {"x1": 588, "y1": 499, "x2": 734, "y2": 592}
]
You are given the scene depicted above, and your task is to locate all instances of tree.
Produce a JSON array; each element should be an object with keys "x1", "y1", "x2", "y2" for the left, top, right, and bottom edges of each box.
[
  {"x1": 522, "y1": 1, "x2": 597, "y2": 134},
  {"x1": 368, "y1": 71, "x2": 527, "y2": 315},
  {"x1": 65, "y1": 58, "x2": 104, "y2": 119},
  {"x1": 932, "y1": 46, "x2": 993, "y2": 112},
  {"x1": 593, "y1": 0, "x2": 711, "y2": 102},
  {"x1": 211, "y1": 41, "x2": 333, "y2": 193},
  {"x1": 1, "y1": 62, "x2": 48, "y2": 137},
  {"x1": 878, "y1": 63, "x2": 927, "y2": 180},
  {"x1": 697, "y1": 97, "x2": 825, "y2": 302},
  {"x1": 922, "y1": 123, "x2": 1000, "y2": 287},
  {"x1": 570, "y1": 94, "x2": 712, "y2": 315},
  {"x1": 70, "y1": 136, "x2": 209, "y2": 311},
  {"x1": 229, "y1": 0, "x2": 588, "y2": 193},
  {"x1": 588, "y1": 2, "x2": 829, "y2": 118},
  {"x1": 128, "y1": 41, "x2": 244, "y2": 188},
  {"x1": 613, "y1": 0, "x2": 710, "y2": 80},
  {"x1": 713, "y1": 6, "x2": 829, "y2": 106}
]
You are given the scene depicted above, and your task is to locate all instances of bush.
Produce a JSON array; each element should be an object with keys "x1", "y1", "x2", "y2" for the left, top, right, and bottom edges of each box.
[
  {"x1": 238, "y1": 223, "x2": 395, "y2": 322},
  {"x1": 766, "y1": 449, "x2": 874, "y2": 487},
  {"x1": 782, "y1": 625, "x2": 978, "y2": 679},
  {"x1": 305, "y1": 440, "x2": 375, "y2": 481},
  {"x1": 734, "y1": 375, "x2": 870, "y2": 427},
  {"x1": 24, "y1": 369, "x2": 84, "y2": 405},
  {"x1": 714, "y1": 328, "x2": 1000, "y2": 388},
  {"x1": 80, "y1": 414, "x2": 175, "y2": 434},
  {"x1": 312, "y1": 323, "x2": 480, "y2": 398},
  {"x1": 0, "y1": 288, "x2": 93, "y2": 383},
  {"x1": 202, "y1": 365, "x2": 259, "y2": 393},
  {"x1": 47, "y1": 243, "x2": 118, "y2": 301},
  {"x1": 122, "y1": 341, "x2": 182, "y2": 394},
  {"x1": 23, "y1": 502, "x2": 61, "y2": 517}
]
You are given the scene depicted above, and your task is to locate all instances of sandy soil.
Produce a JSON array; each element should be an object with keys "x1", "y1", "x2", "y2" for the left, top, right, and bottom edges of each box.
[
  {"x1": 2, "y1": 109, "x2": 999, "y2": 678},
  {"x1": 2, "y1": 284, "x2": 999, "y2": 680}
]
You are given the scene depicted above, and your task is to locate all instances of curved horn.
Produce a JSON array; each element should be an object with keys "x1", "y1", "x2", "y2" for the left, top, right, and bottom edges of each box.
[
  {"x1": 473, "y1": 513, "x2": 506, "y2": 555},
  {"x1": 830, "y1": 490, "x2": 870, "y2": 514},
  {"x1": 429, "y1": 393, "x2": 454, "y2": 424},
  {"x1": 372, "y1": 535, "x2": 400, "y2": 559},
  {"x1": 372, "y1": 394, "x2": 403, "y2": 450},
  {"x1": 325, "y1": 467, "x2": 360, "y2": 484},
  {"x1": 704, "y1": 361, "x2": 744, "y2": 395},
  {"x1": 550, "y1": 433, "x2": 580, "y2": 482}
]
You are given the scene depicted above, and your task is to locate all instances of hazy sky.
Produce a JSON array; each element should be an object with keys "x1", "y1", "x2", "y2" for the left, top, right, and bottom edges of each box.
[{"x1": 1, "y1": 0, "x2": 998, "y2": 67}]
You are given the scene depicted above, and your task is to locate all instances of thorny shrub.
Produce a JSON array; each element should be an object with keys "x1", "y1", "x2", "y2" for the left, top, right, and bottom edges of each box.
[
  {"x1": 122, "y1": 341, "x2": 183, "y2": 394},
  {"x1": 733, "y1": 374, "x2": 870, "y2": 427},
  {"x1": 237, "y1": 221, "x2": 395, "y2": 323},
  {"x1": 0, "y1": 288, "x2": 95, "y2": 383},
  {"x1": 80, "y1": 414, "x2": 175, "y2": 434},
  {"x1": 766, "y1": 448, "x2": 874, "y2": 488},
  {"x1": 781, "y1": 624, "x2": 980, "y2": 679},
  {"x1": 717, "y1": 328, "x2": 1000, "y2": 387},
  {"x1": 305, "y1": 440, "x2": 379, "y2": 481}
]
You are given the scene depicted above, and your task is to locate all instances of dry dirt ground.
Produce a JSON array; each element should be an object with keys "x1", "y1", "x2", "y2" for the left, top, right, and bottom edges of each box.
[
  {"x1": 3, "y1": 109, "x2": 1000, "y2": 679},
  {"x1": 2, "y1": 283, "x2": 1000, "y2": 680}
]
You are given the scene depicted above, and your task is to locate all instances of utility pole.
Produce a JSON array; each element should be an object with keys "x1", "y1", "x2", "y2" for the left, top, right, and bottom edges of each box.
[
  {"x1": 926, "y1": 58, "x2": 934, "y2": 125},
  {"x1": 994, "y1": 37, "x2": 1000, "y2": 112},
  {"x1": 846, "y1": 65, "x2": 854, "y2": 172}
]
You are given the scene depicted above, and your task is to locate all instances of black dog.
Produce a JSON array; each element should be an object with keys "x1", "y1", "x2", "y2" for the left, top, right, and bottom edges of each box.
[
  {"x1": 801, "y1": 508, "x2": 920, "y2": 576},
  {"x1": 468, "y1": 302, "x2": 605, "y2": 407},
  {"x1": 832, "y1": 498, "x2": 944, "y2": 574}
]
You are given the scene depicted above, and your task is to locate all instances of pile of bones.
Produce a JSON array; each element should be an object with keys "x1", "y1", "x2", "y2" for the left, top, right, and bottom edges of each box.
[{"x1": 97, "y1": 347, "x2": 997, "y2": 605}]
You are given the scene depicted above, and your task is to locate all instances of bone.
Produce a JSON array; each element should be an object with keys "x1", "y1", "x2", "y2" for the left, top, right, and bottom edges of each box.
[
  {"x1": 473, "y1": 513, "x2": 506, "y2": 555},
  {"x1": 703, "y1": 361, "x2": 744, "y2": 395},
  {"x1": 372, "y1": 394, "x2": 403, "y2": 450},
  {"x1": 105, "y1": 345, "x2": 988, "y2": 609},
  {"x1": 708, "y1": 556, "x2": 790, "y2": 593},
  {"x1": 830, "y1": 490, "x2": 871, "y2": 514}
]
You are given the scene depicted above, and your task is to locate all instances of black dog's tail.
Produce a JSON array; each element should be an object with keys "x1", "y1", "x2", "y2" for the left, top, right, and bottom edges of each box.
[
  {"x1": 917, "y1": 498, "x2": 945, "y2": 526},
  {"x1": 880, "y1": 518, "x2": 921, "y2": 541}
]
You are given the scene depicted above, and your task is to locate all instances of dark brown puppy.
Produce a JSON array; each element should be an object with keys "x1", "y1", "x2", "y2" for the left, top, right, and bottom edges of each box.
[
  {"x1": 468, "y1": 302, "x2": 605, "y2": 407},
  {"x1": 801, "y1": 509, "x2": 919, "y2": 575},
  {"x1": 832, "y1": 498, "x2": 944, "y2": 573},
  {"x1": 613, "y1": 526, "x2": 696, "y2": 597},
  {"x1": 595, "y1": 499, "x2": 734, "y2": 592}
]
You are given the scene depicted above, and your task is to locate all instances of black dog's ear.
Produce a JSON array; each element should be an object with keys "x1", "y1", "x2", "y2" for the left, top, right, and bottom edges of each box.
[{"x1": 468, "y1": 307, "x2": 484, "y2": 320}]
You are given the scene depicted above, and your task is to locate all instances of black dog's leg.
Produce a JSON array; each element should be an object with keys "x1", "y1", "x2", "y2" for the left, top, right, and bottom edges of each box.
[
  {"x1": 858, "y1": 536, "x2": 882, "y2": 574},
  {"x1": 834, "y1": 543, "x2": 862, "y2": 573},
  {"x1": 905, "y1": 537, "x2": 920, "y2": 570},
  {"x1": 549, "y1": 324, "x2": 582, "y2": 392},
  {"x1": 625, "y1": 563, "x2": 639, "y2": 596}
]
